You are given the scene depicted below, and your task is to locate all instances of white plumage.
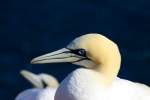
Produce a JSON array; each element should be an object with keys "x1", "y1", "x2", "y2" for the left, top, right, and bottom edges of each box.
[
  {"x1": 31, "y1": 33, "x2": 150, "y2": 100},
  {"x1": 15, "y1": 70, "x2": 59, "y2": 100},
  {"x1": 56, "y1": 68, "x2": 150, "y2": 100}
]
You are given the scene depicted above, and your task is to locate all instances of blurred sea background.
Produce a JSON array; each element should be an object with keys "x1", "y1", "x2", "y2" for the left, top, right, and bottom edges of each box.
[{"x1": 0, "y1": 0, "x2": 150, "y2": 99}]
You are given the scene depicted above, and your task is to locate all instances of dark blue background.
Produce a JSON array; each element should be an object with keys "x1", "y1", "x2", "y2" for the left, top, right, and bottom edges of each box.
[{"x1": 0, "y1": 0, "x2": 150, "y2": 99}]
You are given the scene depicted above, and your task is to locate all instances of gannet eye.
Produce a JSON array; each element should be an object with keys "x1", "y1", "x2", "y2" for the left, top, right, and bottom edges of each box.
[{"x1": 71, "y1": 49, "x2": 86, "y2": 57}]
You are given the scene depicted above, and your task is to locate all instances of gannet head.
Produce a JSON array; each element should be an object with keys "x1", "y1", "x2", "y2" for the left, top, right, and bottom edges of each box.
[
  {"x1": 21, "y1": 70, "x2": 59, "y2": 88},
  {"x1": 31, "y1": 33, "x2": 121, "y2": 70}
]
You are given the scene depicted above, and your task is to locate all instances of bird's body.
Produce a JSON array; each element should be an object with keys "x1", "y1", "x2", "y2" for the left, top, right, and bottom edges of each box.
[
  {"x1": 55, "y1": 68, "x2": 150, "y2": 100},
  {"x1": 31, "y1": 33, "x2": 150, "y2": 100},
  {"x1": 16, "y1": 88, "x2": 57, "y2": 100},
  {"x1": 15, "y1": 70, "x2": 59, "y2": 100}
]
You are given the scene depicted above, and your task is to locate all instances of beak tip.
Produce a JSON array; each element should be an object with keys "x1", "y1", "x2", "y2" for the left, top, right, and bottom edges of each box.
[
  {"x1": 30, "y1": 59, "x2": 36, "y2": 64},
  {"x1": 30, "y1": 58, "x2": 44, "y2": 64}
]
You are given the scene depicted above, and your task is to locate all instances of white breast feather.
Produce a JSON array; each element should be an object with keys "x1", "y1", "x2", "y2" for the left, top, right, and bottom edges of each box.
[
  {"x1": 55, "y1": 68, "x2": 150, "y2": 100},
  {"x1": 15, "y1": 88, "x2": 57, "y2": 100}
]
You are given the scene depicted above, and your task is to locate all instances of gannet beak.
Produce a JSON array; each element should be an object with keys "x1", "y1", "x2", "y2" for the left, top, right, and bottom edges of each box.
[
  {"x1": 31, "y1": 48, "x2": 80, "y2": 64},
  {"x1": 20, "y1": 70, "x2": 43, "y2": 88}
]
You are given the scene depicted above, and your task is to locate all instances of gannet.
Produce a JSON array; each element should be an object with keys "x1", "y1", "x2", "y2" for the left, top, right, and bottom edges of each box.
[
  {"x1": 31, "y1": 33, "x2": 150, "y2": 100},
  {"x1": 15, "y1": 70, "x2": 59, "y2": 100}
]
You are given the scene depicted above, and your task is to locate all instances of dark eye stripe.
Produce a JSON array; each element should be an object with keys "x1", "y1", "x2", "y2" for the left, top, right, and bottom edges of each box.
[
  {"x1": 69, "y1": 49, "x2": 87, "y2": 57},
  {"x1": 41, "y1": 80, "x2": 47, "y2": 88}
]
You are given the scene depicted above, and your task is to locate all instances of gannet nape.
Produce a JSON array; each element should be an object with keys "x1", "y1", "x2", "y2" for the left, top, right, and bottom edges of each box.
[
  {"x1": 31, "y1": 33, "x2": 150, "y2": 100},
  {"x1": 15, "y1": 70, "x2": 59, "y2": 100}
]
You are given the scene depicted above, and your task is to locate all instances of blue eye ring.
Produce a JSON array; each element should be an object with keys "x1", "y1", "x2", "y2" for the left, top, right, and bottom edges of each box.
[
  {"x1": 78, "y1": 49, "x2": 86, "y2": 56},
  {"x1": 71, "y1": 49, "x2": 86, "y2": 57}
]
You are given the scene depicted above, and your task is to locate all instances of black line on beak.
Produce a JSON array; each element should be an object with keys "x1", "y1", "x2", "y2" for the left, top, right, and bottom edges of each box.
[
  {"x1": 32, "y1": 56, "x2": 76, "y2": 63},
  {"x1": 35, "y1": 48, "x2": 71, "y2": 59},
  {"x1": 31, "y1": 54, "x2": 84, "y2": 64},
  {"x1": 71, "y1": 58, "x2": 89, "y2": 63}
]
